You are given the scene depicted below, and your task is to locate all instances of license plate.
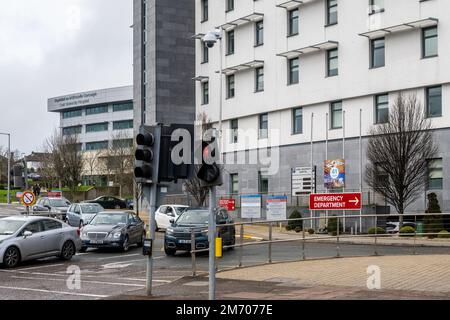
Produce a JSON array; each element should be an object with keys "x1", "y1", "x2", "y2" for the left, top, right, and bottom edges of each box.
[
  {"x1": 179, "y1": 240, "x2": 191, "y2": 244},
  {"x1": 90, "y1": 240, "x2": 104, "y2": 244}
]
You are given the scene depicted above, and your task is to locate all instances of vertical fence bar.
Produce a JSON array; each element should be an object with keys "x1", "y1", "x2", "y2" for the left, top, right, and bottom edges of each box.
[
  {"x1": 413, "y1": 215, "x2": 417, "y2": 255},
  {"x1": 268, "y1": 222, "x2": 273, "y2": 263},
  {"x1": 336, "y1": 217, "x2": 340, "y2": 258},
  {"x1": 238, "y1": 224, "x2": 244, "y2": 267},
  {"x1": 191, "y1": 228, "x2": 196, "y2": 277},
  {"x1": 302, "y1": 228, "x2": 306, "y2": 260},
  {"x1": 374, "y1": 216, "x2": 378, "y2": 256}
]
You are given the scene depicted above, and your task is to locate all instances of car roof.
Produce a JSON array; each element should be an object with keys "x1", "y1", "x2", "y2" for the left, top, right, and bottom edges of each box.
[
  {"x1": 96, "y1": 211, "x2": 131, "y2": 215},
  {"x1": 166, "y1": 204, "x2": 189, "y2": 207}
]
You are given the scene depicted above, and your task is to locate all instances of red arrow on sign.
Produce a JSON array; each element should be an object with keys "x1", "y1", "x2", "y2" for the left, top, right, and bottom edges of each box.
[{"x1": 309, "y1": 193, "x2": 362, "y2": 211}]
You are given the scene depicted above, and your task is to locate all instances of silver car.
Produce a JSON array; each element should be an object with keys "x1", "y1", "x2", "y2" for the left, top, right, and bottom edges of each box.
[
  {"x1": 0, "y1": 216, "x2": 82, "y2": 268},
  {"x1": 66, "y1": 203, "x2": 104, "y2": 228}
]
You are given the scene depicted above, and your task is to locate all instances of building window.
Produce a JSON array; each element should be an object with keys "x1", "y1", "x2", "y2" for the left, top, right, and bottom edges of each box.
[
  {"x1": 201, "y1": 0, "x2": 208, "y2": 22},
  {"x1": 426, "y1": 86, "x2": 442, "y2": 118},
  {"x1": 226, "y1": 0, "x2": 234, "y2": 12},
  {"x1": 423, "y1": 26, "x2": 438, "y2": 58},
  {"x1": 330, "y1": 101, "x2": 343, "y2": 129},
  {"x1": 292, "y1": 107, "x2": 303, "y2": 134},
  {"x1": 112, "y1": 139, "x2": 134, "y2": 148},
  {"x1": 230, "y1": 173, "x2": 239, "y2": 194},
  {"x1": 326, "y1": 0, "x2": 337, "y2": 25},
  {"x1": 201, "y1": 42, "x2": 209, "y2": 63},
  {"x1": 255, "y1": 67, "x2": 264, "y2": 92},
  {"x1": 227, "y1": 30, "x2": 235, "y2": 55},
  {"x1": 259, "y1": 113, "x2": 268, "y2": 139},
  {"x1": 288, "y1": 57, "x2": 299, "y2": 85},
  {"x1": 85, "y1": 141, "x2": 109, "y2": 151},
  {"x1": 62, "y1": 109, "x2": 82, "y2": 119},
  {"x1": 375, "y1": 94, "x2": 389, "y2": 124},
  {"x1": 427, "y1": 159, "x2": 443, "y2": 190},
  {"x1": 86, "y1": 105, "x2": 108, "y2": 115},
  {"x1": 327, "y1": 49, "x2": 338, "y2": 77},
  {"x1": 371, "y1": 38, "x2": 385, "y2": 68},
  {"x1": 227, "y1": 75, "x2": 235, "y2": 99},
  {"x1": 113, "y1": 120, "x2": 134, "y2": 130},
  {"x1": 258, "y1": 171, "x2": 269, "y2": 194},
  {"x1": 230, "y1": 119, "x2": 238, "y2": 144},
  {"x1": 62, "y1": 126, "x2": 82, "y2": 136},
  {"x1": 202, "y1": 81, "x2": 209, "y2": 105},
  {"x1": 255, "y1": 20, "x2": 264, "y2": 46},
  {"x1": 370, "y1": 0, "x2": 384, "y2": 14},
  {"x1": 112, "y1": 102, "x2": 133, "y2": 112},
  {"x1": 86, "y1": 122, "x2": 109, "y2": 133},
  {"x1": 288, "y1": 8, "x2": 299, "y2": 36}
]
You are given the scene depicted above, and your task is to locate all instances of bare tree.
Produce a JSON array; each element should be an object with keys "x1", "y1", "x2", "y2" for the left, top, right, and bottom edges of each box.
[
  {"x1": 365, "y1": 93, "x2": 438, "y2": 225},
  {"x1": 84, "y1": 149, "x2": 105, "y2": 185},
  {"x1": 183, "y1": 112, "x2": 212, "y2": 206},
  {"x1": 105, "y1": 132, "x2": 134, "y2": 198}
]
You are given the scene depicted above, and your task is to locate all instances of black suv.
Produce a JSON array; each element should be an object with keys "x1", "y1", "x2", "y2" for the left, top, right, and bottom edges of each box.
[{"x1": 164, "y1": 208, "x2": 235, "y2": 256}]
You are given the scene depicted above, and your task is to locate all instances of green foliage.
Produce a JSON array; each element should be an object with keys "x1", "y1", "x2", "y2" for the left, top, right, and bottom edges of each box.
[
  {"x1": 368, "y1": 227, "x2": 386, "y2": 235},
  {"x1": 424, "y1": 193, "x2": 444, "y2": 237},
  {"x1": 426, "y1": 193, "x2": 442, "y2": 213},
  {"x1": 399, "y1": 226, "x2": 416, "y2": 236},
  {"x1": 437, "y1": 230, "x2": 450, "y2": 239},
  {"x1": 287, "y1": 210, "x2": 303, "y2": 231},
  {"x1": 327, "y1": 216, "x2": 342, "y2": 234},
  {"x1": 295, "y1": 227, "x2": 302, "y2": 233},
  {"x1": 307, "y1": 229, "x2": 315, "y2": 235}
]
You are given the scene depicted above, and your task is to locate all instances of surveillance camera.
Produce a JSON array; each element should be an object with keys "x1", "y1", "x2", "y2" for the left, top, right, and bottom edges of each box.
[{"x1": 203, "y1": 32, "x2": 218, "y2": 48}]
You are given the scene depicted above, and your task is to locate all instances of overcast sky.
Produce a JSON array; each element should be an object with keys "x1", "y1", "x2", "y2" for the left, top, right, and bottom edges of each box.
[{"x1": 0, "y1": 0, "x2": 133, "y2": 154}]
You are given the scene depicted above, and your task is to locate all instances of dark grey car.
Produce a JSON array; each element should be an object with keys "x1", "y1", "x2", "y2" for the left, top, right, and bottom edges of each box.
[{"x1": 80, "y1": 212, "x2": 146, "y2": 252}]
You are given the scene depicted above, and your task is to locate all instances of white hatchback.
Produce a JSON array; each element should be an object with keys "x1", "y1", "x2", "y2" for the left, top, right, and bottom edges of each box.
[{"x1": 155, "y1": 205, "x2": 189, "y2": 230}]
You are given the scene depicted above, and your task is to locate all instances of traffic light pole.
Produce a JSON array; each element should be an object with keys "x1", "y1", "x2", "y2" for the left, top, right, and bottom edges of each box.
[
  {"x1": 146, "y1": 126, "x2": 161, "y2": 296},
  {"x1": 208, "y1": 185, "x2": 217, "y2": 300}
]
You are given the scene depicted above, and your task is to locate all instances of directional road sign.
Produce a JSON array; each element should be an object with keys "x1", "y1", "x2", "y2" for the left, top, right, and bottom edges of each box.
[{"x1": 309, "y1": 192, "x2": 362, "y2": 211}]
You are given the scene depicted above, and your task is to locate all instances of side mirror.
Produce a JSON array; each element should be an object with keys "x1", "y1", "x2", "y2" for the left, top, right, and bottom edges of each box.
[
  {"x1": 169, "y1": 219, "x2": 175, "y2": 225},
  {"x1": 23, "y1": 231, "x2": 33, "y2": 238}
]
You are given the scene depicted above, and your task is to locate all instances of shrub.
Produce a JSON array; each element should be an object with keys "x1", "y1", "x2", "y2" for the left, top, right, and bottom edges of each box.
[
  {"x1": 285, "y1": 225, "x2": 293, "y2": 231},
  {"x1": 295, "y1": 226, "x2": 302, "y2": 233},
  {"x1": 287, "y1": 210, "x2": 303, "y2": 231},
  {"x1": 437, "y1": 230, "x2": 450, "y2": 239},
  {"x1": 307, "y1": 229, "x2": 315, "y2": 235},
  {"x1": 399, "y1": 226, "x2": 415, "y2": 237},
  {"x1": 368, "y1": 227, "x2": 386, "y2": 235},
  {"x1": 331, "y1": 231, "x2": 337, "y2": 236},
  {"x1": 327, "y1": 216, "x2": 342, "y2": 234}
]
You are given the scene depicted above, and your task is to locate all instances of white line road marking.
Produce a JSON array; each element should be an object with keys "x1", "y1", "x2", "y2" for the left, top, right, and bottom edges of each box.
[
  {"x1": 0, "y1": 285, "x2": 108, "y2": 298},
  {"x1": 12, "y1": 276, "x2": 146, "y2": 287},
  {"x1": 17, "y1": 263, "x2": 65, "y2": 271},
  {"x1": 96, "y1": 253, "x2": 141, "y2": 260}
]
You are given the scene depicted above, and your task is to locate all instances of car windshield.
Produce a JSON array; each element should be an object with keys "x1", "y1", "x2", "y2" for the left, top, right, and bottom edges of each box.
[
  {"x1": 0, "y1": 220, "x2": 26, "y2": 235},
  {"x1": 81, "y1": 204, "x2": 102, "y2": 213},
  {"x1": 90, "y1": 213, "x2": 127, "y2": 225},
  {"x1": 175, "y1": 207, "x2": 188, "y2": 215},
  {"x1": 176, "y1": 210, "x2": 209, "y2": 225},
  {"x1": 49, "y1": 199, "x2": 68, "y2": 207}
]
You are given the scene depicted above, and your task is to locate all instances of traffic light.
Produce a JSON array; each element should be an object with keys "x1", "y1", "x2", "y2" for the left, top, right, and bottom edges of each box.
[
  {"x1": 197, "y1": 133, "x2": 223, "y2": 187},
  {"x1": 134, "y1": 126, "x2": 157, "y2": 184}
]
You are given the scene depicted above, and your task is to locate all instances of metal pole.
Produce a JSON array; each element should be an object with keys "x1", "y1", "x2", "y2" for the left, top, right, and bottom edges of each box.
[
  {"x1": 342, "y1": 110, "x2": 346, "y2": 233},
  {"x1": 310, "y1": 113, "x2": 314, "y2": 230},
  {"x1": 191, "y1": 228, "x2": 196, "y2": 276},
  {"x1": 374, "y1": 215, "x2": 378, "y2": 256},
  {"x1": 413, "y1": 215, "x2": 417, "y2": 255},
  {"x1": 218, "y1": 32, "x2": 223, "y2": 136},
  {"x1": 7, "y1": 134, "x2": 11, "y2": 204},
  {"x1": 325, "y1": 113, "x2": 329, "y2": 228},
  {"x1": 208, "y1": 186, "x2": 217, "y2": 301},
  {"x1": 239, "y1": 224, "x2": 244, "y2": 267},
  {"x1": 23, "y1": 158, "x2": 28, "y2": 190},
  {"x1": 146, "y1": 125, "x2": 161, "y2": 296},
  {"x1": 359, "y1": 109, "x2": 362, "y2": 234},
  {"x1": 302, "y1": 228, "x2": 306, "y2": 260},
  {"x1": 268, "y1": 222, "x2": 272, "y2": 263},
  {"x1": 336, "y1": 217, "x2": 340, "y2": 258}
]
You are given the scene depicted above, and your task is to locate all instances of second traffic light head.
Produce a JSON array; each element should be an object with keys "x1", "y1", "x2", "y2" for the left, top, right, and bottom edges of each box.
[{"x1": 135, "y1": 149, "x2": 154, "y2": 162}]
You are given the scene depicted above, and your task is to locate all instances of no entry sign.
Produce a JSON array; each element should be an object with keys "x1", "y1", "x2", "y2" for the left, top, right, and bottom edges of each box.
[
  {"x1": 21, "y1": 191, "x2": 37, "y2": 207},
  {"x1": 309, "y1": 193, "x2": 362, "y2": 211}
]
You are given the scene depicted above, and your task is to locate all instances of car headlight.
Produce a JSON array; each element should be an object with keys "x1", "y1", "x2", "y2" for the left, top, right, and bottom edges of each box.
[
  {"x1": 108, "y1": 232, "x2": 122, "y2": 239},
  {"x1": 200, "y1": 229, "x2": 208, "y2": 237},
  {"x1": 82, "y1": 232, "x2": 88, "y2": 238},
  {"x1": 166, "y1": 228, "x2": 174, "y2": 236}
]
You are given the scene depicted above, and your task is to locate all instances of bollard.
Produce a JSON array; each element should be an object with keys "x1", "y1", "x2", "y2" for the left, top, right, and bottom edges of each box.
[
  {"x1": 191, "y1": 228, "x2": 196, "y2": 277},
  {"x1": 268, "y1": 223, "x2": 273, "y2": 264},
  {"x1": 239, "y1": 224, "x2": 244, "y2": 267}
]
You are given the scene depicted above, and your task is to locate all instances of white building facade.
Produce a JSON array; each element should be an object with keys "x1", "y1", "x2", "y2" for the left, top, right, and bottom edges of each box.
[
  {"x1": 48, "y1": 86, "x2": 134, "y2": 186},
  {"x1": 195, "y1": 0, "x2": 449, "y2": 213}
]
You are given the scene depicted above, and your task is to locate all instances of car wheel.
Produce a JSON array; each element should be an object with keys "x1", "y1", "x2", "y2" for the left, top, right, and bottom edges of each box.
[
  {"x1": 3, "y1": 246, "x2": 21, "y2": 268},
  {"x1": 122, "y1": 236, "x2": 130, "y2": 252},
  {"x1": 164, "y1": 246, "x2": 176, "y2": 256},
  {"x1": 60, "y1": 241, "x2": 76, "y2": 261},
  {"x1": 137, "y1": 232, "x2": 146, "y2": 247}
]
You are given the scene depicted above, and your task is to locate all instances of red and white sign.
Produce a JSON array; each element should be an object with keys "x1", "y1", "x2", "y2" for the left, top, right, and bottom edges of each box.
[
  {"x1": 219, "y1": 198, "x2": 236, "y2": 211},
  {"x1": 21, "y1": 191, "x2": 37, "y2": 207},
  {"x1": 48, "y1": 190, "x2": 62, "y2": 198},
  {"x1": 309, "y1": 193, "x2": 362, "y2": 211}
]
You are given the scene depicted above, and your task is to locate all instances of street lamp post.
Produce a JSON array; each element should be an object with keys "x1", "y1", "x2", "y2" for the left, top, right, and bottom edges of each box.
[{"x1": 0, "y1": 133, "x2": 11, "y2": 204}]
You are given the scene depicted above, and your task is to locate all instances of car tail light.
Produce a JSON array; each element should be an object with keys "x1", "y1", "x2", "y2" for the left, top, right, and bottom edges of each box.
[{"x1": 76, "y1": 228, "x2": 81, "y2": 237}]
